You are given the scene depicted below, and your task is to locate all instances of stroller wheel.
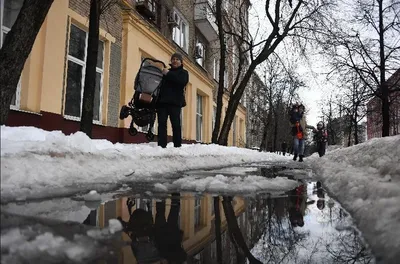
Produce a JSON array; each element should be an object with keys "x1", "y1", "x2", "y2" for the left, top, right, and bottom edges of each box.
[
  {"x1": 146, "y1": 132, "x2": 154, "y2": 141},
  {"x1": 128, "y1": 124, "x2": 138, "y2": 136},
  {"x1": 119, "y1": 105, "x2": 130, "y2": 120}
]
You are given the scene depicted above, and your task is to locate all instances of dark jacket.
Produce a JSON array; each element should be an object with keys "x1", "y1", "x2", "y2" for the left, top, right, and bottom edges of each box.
[{"x1": 157, "y1": 65, "x2": 189, "y2": 107}]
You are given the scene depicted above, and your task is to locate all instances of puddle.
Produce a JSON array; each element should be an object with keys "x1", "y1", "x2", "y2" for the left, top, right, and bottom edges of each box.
[{"x1": 1, "y1": 166, "x2": 375, "y2": 264}]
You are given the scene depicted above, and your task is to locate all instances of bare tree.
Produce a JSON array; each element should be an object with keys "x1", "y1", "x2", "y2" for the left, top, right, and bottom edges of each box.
[
  {"x1": 320, "y1": 0, "x2": 400, "y2": 137},
  {"x1": 211, "y1": 0, "x2": 335, "y2": 146},
  {"x1": 0, "y1": 0, "x2": 54, "y2": 125}
]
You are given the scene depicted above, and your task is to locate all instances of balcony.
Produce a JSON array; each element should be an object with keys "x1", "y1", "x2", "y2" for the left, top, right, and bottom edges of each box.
[{"x1": 194, "y1": 1, "x2": 218, "y2": 41}]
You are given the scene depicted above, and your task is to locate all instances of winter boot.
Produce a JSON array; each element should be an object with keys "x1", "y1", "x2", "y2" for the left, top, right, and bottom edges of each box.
[
  {"x1": 293, "y1": 154, "x2": 297, "y2": 161},
  {"x1": 299, "y1": 155, "x2": 304, "y2": 162}
]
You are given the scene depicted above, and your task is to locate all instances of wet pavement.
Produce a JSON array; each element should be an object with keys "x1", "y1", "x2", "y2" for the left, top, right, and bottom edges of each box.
[{"x1": 1, "y1": 164, "x2": 376, "y2": 264}]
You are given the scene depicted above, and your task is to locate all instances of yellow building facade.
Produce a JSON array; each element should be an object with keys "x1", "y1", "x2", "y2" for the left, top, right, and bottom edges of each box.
[{"x1": 2, "y1": 0, "x2": 246, "y2": 146}]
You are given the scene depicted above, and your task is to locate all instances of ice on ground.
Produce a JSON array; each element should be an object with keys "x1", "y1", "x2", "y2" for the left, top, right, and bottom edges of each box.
[
  {"x1": 155, "y1": 174, "x2": 300, "y2": 194},
  {"x1": 1, "y1": 126, "x2": 290, "y2": 202}
]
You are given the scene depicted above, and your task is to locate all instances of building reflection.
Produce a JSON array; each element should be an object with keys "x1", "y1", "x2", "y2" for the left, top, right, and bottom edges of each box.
[{"x1": 87, "y1": 192, "x2": 265, "y2": 264}]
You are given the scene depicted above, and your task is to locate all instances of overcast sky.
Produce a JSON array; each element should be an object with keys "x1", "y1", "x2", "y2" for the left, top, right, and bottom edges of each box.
[{"x1": 247, "y1": 0, "x2": 333, "y2": 126}]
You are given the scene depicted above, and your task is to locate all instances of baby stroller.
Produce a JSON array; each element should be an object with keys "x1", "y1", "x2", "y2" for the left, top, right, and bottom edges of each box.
[{"x1": 119, "y1": 58, "x2": 166, "y2": 141}]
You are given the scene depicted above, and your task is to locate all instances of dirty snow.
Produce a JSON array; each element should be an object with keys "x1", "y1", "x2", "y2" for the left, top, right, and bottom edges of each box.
[
  {"x1": 310, "y1": 135, "x2": 400, "y2": 263},
  {"x1": 1, "y1": 126, "x2": 400, "y2": 263},
  {"x1": 1, "y1": 126, "x2": 290, "y2": 202}
]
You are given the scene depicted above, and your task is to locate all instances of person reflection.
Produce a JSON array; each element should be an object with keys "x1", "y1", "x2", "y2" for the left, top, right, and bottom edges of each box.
[
  {"x1": 154, "y1": 193, "x2": 187, "y2": 264},
  {"x1": 118, "y1": 194, "x2": 187, "y2": 264},
  {"x1": 118, "y1": 198, "x2": 161, "y2": 263},
  {"x1": 316, "y1": 181, "x2": 325, "y2": 210},
  {"x1": 288, "y1": 184, "x2": 306, "y2": 227}
]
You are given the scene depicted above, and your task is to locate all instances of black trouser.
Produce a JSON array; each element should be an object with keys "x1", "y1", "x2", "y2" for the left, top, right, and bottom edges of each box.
[
  {"x1": 157, "y1": 106, "x2": 182, "y2": 148},
  {"x1": 317, "y1": 141, "x2": 326, "y2": 157}
]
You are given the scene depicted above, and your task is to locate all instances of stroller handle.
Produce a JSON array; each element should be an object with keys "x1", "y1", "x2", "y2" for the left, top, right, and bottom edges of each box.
[{"x1": 141, "y1": 57, "x2": 166, "y2": 68}]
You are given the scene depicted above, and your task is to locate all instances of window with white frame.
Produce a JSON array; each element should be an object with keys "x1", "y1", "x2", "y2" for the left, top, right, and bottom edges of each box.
[
  {"x1": 1, "y1": 0, "x2": 23, "y2": 108},
  {"x1": 232, "y1": 116, "x2": 237, "y2": 146},
  {"x1": 196, "y1": 94, "x2": 203, "y2": 142},
  {"x1": 172, "y1": 10, "x2": 188, "y2": 52},
  {"x1": 195, "y1": 42, "x2": 205, "y2": 67},
  {"x1": 65, "y1": 24, "x2": 104, "y2": 122},
  {"x1": 213, "y1": 58, "x2": 218, "y2": 80}
]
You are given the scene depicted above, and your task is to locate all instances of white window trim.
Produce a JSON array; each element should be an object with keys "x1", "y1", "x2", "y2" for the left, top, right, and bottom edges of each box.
[
  {"x1": 64, "y1": 24, "x2": 104, "y2": 124},
  {"x1": 1, "y1": 1, "x2": 21, "y2": 109},
  {"x1": 172, "y1": 8, "x2": 189, "y2": 53}
]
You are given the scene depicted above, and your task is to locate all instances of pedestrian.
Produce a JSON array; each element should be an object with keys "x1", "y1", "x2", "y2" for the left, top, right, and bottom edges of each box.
[
  {"x1": 289, "y1": 104, "x2": 312, "y2": 162},
  {"x1": 281, "y1": 141, "x2": 288, "y2": 156},
  {"x1": 312, "y1": 121, "x2": 328, "y2": 157},
  {"x1": 157, "y1": 52, "x2": 189, "y2": 148}
]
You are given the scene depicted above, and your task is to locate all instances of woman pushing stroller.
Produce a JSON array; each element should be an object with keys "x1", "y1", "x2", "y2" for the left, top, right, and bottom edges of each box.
[{"x1": 156, "y1": 52, "x2": 189, "y2": 148}]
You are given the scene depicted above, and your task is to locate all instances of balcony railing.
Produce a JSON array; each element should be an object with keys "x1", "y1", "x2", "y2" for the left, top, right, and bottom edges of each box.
[{"x1": 194, "y1": 1, "x2": 218, "y2": 41}]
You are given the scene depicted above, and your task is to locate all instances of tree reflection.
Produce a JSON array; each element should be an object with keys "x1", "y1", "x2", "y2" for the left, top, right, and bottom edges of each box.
[{"x1": 252, "y1": 183, "x2": 375, "y2": 264}]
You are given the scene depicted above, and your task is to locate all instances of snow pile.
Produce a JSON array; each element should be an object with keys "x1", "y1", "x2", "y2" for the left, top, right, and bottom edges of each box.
[
  {"x1": 311, "y1": 135, "x2": 400, "y2": 263},
  {"x1": 1, "y1": 126, "x2": 289, "y2": 202},
  {"x1": 1, "y1": 228, "x2": 95, "y2": 263},
  {"x1": 155, "y1": 174, "x2": 299, "y2": 194}
]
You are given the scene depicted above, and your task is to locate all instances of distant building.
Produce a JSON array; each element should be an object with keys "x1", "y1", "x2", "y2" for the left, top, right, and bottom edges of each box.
[{"x1": 367, "y1": 69, "x2": 400, "y2": 139}]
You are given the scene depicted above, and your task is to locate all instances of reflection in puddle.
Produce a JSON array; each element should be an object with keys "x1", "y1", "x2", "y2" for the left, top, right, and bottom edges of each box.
[
  {"x1": 1, "y1": 181, "x2": 375, "y2": 264},
  {"x1": 78, "y1": 182, "x2": 374, "y2": 263}
]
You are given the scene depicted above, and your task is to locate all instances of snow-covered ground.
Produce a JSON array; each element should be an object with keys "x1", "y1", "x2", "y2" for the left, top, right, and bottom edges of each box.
[
  {"x1": 1, "y1": 126, "x2": 399, "y2": 263},
  {"x1": 1, "y1": 126, "x2": 294, "y2": 202},
  {"x1": 309, "y1": 135, "x2": 400, "y2": 263}
]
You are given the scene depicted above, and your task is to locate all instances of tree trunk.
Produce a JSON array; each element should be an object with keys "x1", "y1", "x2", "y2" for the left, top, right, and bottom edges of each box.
[
  {"x1": 0, "y1": 0, "x2": 54, "y2": 124},
  {"x1": 347, "y1": 121, "x2": 352, "y2": 147},
  {"x1": 218, "y1": 63, "x2": 257, "y2": 145},
  {"x1": 222, "y1": 197, "x2": 263, "y2": 264},
  {"x1": 80, "y1": 0, "x2": 101, "y2": 137},
  {"x1": 214, "y1": 197, "x2": 223, "y2": 264},
  {"x1": 354, "y1": 108, "x2": 359, "y2": 145},
  {"x1": 273, "y1": 111, "x2": 278, "y2": 152},
  {"x1": 378, "y1": 0, "x2": 390, "y2": 136},
  {"x1": 211, "y1": 0, "x2": 226, "y2": 144}
]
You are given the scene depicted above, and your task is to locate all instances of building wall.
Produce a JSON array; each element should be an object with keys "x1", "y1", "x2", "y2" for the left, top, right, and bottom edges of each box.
[
  {"x1": 3, "y1": 0, "x2": 247, "y2": 146},
  {"x1": 367, "y1": 69, "x2": 400, "y2": 139}
]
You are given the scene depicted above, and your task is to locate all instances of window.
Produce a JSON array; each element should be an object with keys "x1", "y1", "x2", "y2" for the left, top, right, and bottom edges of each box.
[
  {"x1": 172, "y1": 10, "x2": 188, "y2": 52},
  {"x1": 65, "y1": 24, "x2": 104, "y2": 122},
  {"x1": 1, "y1": 0, "x2": 23, "y2": 108},
  {"x1": 196, "y1": 94, "x2": 203, "y2": 142},
  {"x1": 194, "y1": 198, "x2": 201, "y2": 229},
  {"x1": 232, "y1": 116, "x2": 237, "y2": 146},
  {"x1": 213, "y1": 58, "x2": 219, "y2": 80},
  {"x1": 195, "y1": 42, "x2": 205, "y2": 67}
]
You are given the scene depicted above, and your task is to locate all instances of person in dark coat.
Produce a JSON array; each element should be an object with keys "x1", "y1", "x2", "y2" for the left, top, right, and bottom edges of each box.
[
  {"x1": 281, "y1": 141, "x2": 288, "y2": 156},
  {"x1": 157, "y1": 53, "x2": 189, "y2": 148},
  {"x1": 312, "y1": 121, "x2": 328, "y2": 157}
]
